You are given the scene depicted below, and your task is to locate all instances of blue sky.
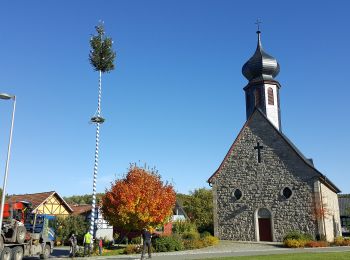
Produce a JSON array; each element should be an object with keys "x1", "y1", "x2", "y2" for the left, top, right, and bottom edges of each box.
[{"x1": 0, "y1": 1, "x2": 349, "y2": 196}]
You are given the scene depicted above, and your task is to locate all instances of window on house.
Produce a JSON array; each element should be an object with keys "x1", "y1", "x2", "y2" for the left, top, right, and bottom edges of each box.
[
  {"x1": 233, "y1": 189, "x2": 243, "y2": 201},
  {"x1": 268, "y1": 87, "x2": 274, "y2": 105},
  {"x1": 282, "y1": 187, "x2": 293, "y2": 199}
]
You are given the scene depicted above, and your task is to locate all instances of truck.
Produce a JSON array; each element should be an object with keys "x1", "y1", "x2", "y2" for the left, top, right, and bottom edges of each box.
[{"x1": 0, "y1": 201, "x2": 55, "y2": 260}]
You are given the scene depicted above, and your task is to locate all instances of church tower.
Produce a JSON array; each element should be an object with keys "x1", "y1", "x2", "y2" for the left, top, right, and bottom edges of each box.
[{"x1": 242, "y1": 30, "x2": 281, "y2": 130}]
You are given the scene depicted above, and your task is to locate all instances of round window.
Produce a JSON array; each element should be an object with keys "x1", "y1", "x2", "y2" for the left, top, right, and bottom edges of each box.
[
  {"x1": 282, "y1": 187, "x2": 292, "y2": 199},
  {"x1": 233, "y1": 189, "x2": 242, "y2": 200}
]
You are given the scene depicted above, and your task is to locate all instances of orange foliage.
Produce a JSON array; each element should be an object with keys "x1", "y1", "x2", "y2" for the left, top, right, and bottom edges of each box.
[{"x1": 101, "y1": 165, "x2": 176, "y2": 232}]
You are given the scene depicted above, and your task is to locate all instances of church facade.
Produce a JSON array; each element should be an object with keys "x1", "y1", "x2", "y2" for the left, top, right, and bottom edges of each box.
[{"x1": 208, "y1": 30, "x2": 341, "y2": 242}]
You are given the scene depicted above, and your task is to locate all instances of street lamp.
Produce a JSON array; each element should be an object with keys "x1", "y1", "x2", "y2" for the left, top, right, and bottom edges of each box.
[{"x1": 0, "y1": 93, "x2": 16, "y2": 232}]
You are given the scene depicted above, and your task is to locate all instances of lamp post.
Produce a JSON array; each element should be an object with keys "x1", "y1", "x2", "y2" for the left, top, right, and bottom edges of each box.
[{"x1": 0, "y1": 93, "x2": 16, "y2": 232}]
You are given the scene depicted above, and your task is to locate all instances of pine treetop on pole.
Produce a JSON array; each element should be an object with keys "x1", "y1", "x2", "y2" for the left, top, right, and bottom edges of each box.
[{"x1": 89, "y1": 23, "x2": 116, "y2": 73}]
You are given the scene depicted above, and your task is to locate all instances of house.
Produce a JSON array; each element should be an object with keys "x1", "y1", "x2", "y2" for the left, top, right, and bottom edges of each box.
[
  {"x1": 6, "y1": 191, "x2": 73, "y2": 216},
  {"x1": 159, "y1": 201, "x2": 189, "y2": 235},
  {"x1": 208, "y1": 30, "x2": 341, "y2": 242}
]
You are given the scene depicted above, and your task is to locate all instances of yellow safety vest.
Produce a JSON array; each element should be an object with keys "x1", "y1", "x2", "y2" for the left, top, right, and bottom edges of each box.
[{"x1": 84, "y1": 233, "x2": 92, "y2": 244}]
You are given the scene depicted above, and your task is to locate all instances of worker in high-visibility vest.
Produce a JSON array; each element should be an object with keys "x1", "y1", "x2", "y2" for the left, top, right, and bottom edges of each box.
[{"x1": 83, "y1": 231, "x2": 92, "y2": 256}]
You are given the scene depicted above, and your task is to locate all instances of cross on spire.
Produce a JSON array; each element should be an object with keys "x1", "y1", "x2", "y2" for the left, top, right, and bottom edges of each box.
[
  {"x1": 255, "y1": 18, "x2": 262, "y2": 32},
  {"x1": 254, "y1": 142, "x2": 264, "y2": 163}
]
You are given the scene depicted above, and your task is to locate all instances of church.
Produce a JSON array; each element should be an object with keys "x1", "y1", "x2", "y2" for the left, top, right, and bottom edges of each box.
[{"x1": 207, "y1": 30, "x2": 341, "y2": 242}]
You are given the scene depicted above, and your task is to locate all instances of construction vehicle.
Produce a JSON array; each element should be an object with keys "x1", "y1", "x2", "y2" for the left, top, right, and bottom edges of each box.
[{"x1": 0, "y1": 201, "x2": 55, "y2": 260}]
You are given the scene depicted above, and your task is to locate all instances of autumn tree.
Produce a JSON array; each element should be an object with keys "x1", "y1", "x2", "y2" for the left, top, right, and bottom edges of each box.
[{"x1": 101, "y1": 165, "x2": 176, "y2": 232}]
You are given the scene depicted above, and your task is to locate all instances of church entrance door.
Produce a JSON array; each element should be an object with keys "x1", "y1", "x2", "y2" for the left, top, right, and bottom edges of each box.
[
  {"x1": 257, "y1": 208, "x2": 273, "y2": 242},
  {"x1": 258, "y1": 218, "x2": 272, "y2": 241}
]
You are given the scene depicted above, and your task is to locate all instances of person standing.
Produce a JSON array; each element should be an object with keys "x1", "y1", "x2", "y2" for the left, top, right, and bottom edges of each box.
[
  {"x1": 69, "y1": 233, "x2": 77, "y2": 257},
  {"x1": 98, "y1": 238, "x2": 103, "y2": 256},
  {"x1": 141, "y1": 228, "x2": 152, "y2": 259},
  {"x1": 83, "y1": 231, "x2": 92, "y2": 257}
]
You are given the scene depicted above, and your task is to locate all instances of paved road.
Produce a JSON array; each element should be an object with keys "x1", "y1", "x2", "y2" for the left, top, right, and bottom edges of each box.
[{"x1": 47, "y1": 241, "x2": 350, "y2": 260}]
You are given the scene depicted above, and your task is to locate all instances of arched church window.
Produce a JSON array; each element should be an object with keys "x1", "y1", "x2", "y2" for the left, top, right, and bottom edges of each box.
[
  {"x1": 254, "y1": 89, "x2": 261, "y2": 107},
  {"x1": 268, "y1": 87, "x2": 274, "y2": 105},
  {"x1": 282, "y1": 187, "x2": 293, "y2": 199},
  {"x1": 233, "y1": 189, "x2": 242, "y2": 201}
]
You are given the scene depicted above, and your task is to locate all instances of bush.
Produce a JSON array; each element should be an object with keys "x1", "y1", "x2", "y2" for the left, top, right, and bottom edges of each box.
[
  {"x1": 124, "y1": 244, "x2": 142, "y2": 254},
  {"x1": 200, "y1": 231, "x2": 211, "y2": 238},
  {"x1": 283, "y1": 230, "x2": 313, "y2": 242},
  {"x1": 334, "y1": 236, "x2": 344, "y2": 246},
  {"x1": 201, "y1": 235, "x2": 219, "y2": 247},
  {"x1": 284, "y1": 239, "x2": 303, "y2": 248},
  {"x1": 172, "y1": 220, "x2": 197, "y2": 234},
  {"x1": 305, "y1": 241, "x2": 329, "y2": 247},
  {"x1": 343, "y1": 238, "x2": 350, "y2": 246},
  {"x1": 182, "y1": 234, "x2": 218, "y2": 250},
  {"x1": 183, "y1": 239, "x2": 205, "y2": 250},
  {"x1": 182, "y1": 230, "x2": 200, "y2": 240},
  {"x1": 333, "y1": 237, "x2": 350, "y2": 246},
  {"x1": 153, "y1": 236, "x2": 184, "y2": 252},
  {"x1": 130, "y1": 236, "x2": 141, "y2": 244}
]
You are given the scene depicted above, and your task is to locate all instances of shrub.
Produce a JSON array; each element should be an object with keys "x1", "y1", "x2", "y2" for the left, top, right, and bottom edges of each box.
[
  {"x1": 334, "y1": 236, "x2": 344, "y2": 246},
  {"x1": 283, "y1": 230, "x2": 313, "y2": 242},
  {"x1": 182, "y1": 234, "x2": 219, "y2": 250},
  {"x1": 183, "y1": 239, "x2": 205, "y2": 250},
  {"x1": 200, "y1": 231, "x2": 211, "y2": 238},
  {"x1": 284, "y1": 239, "x2": 302, "y2": 248},
  {"x1": 333, "y1": 237, "x2": 350, "y2": 246},
  {"x1": 182, "y1": 230, "x2": 200, "y2": 240},
  {"x1": 131, "y1": 236, "x2": 141, "y2": 244},
  {"x1": 172, "y1": 220, "x2": 197, "y2": 234},
  {"x1": 305, "y1": 241, "x2": 329, "y2": 247},
  {"x1": 343, "y1": 238, "x2": 350, "y2": 246},
  {"x1": 124, "y1": 244, "x2": 142, "y2": 254},
  {"x1": 153, "y1": 236, "x2": 184, "y2": 252},
  {"x1": 201, "y1": 235, "x2": 219, "y2": 247}
]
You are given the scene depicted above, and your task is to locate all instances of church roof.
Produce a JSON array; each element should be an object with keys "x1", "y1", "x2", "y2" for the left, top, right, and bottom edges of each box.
[
  {"x1": 208, "y1": 109, "x2": 341, "y2": 193},
  {"x1": 242, "y1": 31, "x2": 280, "y2": 83}
]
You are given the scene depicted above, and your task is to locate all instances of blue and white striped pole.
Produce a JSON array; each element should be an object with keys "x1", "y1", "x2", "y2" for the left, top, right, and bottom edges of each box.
[{"x1": 90, "y1": 70, "x2": 103, "y2": 237}]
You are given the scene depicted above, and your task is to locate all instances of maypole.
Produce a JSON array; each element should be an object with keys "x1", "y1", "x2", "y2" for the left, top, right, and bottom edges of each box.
[{"x1": 88, "y1": 22, "x2": 116, "y2": 237}]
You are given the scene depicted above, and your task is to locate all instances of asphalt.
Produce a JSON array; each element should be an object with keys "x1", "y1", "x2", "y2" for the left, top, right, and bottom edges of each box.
[{"x1": 45, "y1": 242, "x2": 350, "y2": 260}]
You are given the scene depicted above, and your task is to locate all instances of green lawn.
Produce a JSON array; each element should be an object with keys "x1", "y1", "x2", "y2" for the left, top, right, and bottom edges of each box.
[{"x1": 204, "y1": 251, "x2": 350, "y2": 260}]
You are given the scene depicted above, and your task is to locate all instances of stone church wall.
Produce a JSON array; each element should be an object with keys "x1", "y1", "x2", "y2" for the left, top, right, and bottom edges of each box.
[{"x1": 211, "y1": 112, "x2": 320, "y2": 241}]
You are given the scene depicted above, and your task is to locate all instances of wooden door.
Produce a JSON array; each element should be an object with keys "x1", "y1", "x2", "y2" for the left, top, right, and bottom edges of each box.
[{"x1": 258, "y1": 218, "x2": 272, "y2": 241}]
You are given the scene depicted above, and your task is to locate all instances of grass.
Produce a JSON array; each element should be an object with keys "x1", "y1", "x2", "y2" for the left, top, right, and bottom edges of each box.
[{"x1": 204, "y1": 251, "x2": 350, "y2": 260}]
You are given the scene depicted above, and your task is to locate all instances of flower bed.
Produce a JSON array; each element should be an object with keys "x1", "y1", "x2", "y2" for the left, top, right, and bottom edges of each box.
[{"x1": 283, "y1": 231, "x2": 350, "y2": 248}]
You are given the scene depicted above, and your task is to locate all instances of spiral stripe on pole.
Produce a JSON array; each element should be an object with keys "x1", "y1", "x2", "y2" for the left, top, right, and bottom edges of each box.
[{"x1": 90, "y1": 70, "x2": 102, "y2": 236}]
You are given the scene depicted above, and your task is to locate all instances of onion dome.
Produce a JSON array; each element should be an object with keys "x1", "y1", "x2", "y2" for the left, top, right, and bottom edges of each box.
[{"x1": 242, "y1": 31, "x2": 280, "y2": 82}]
